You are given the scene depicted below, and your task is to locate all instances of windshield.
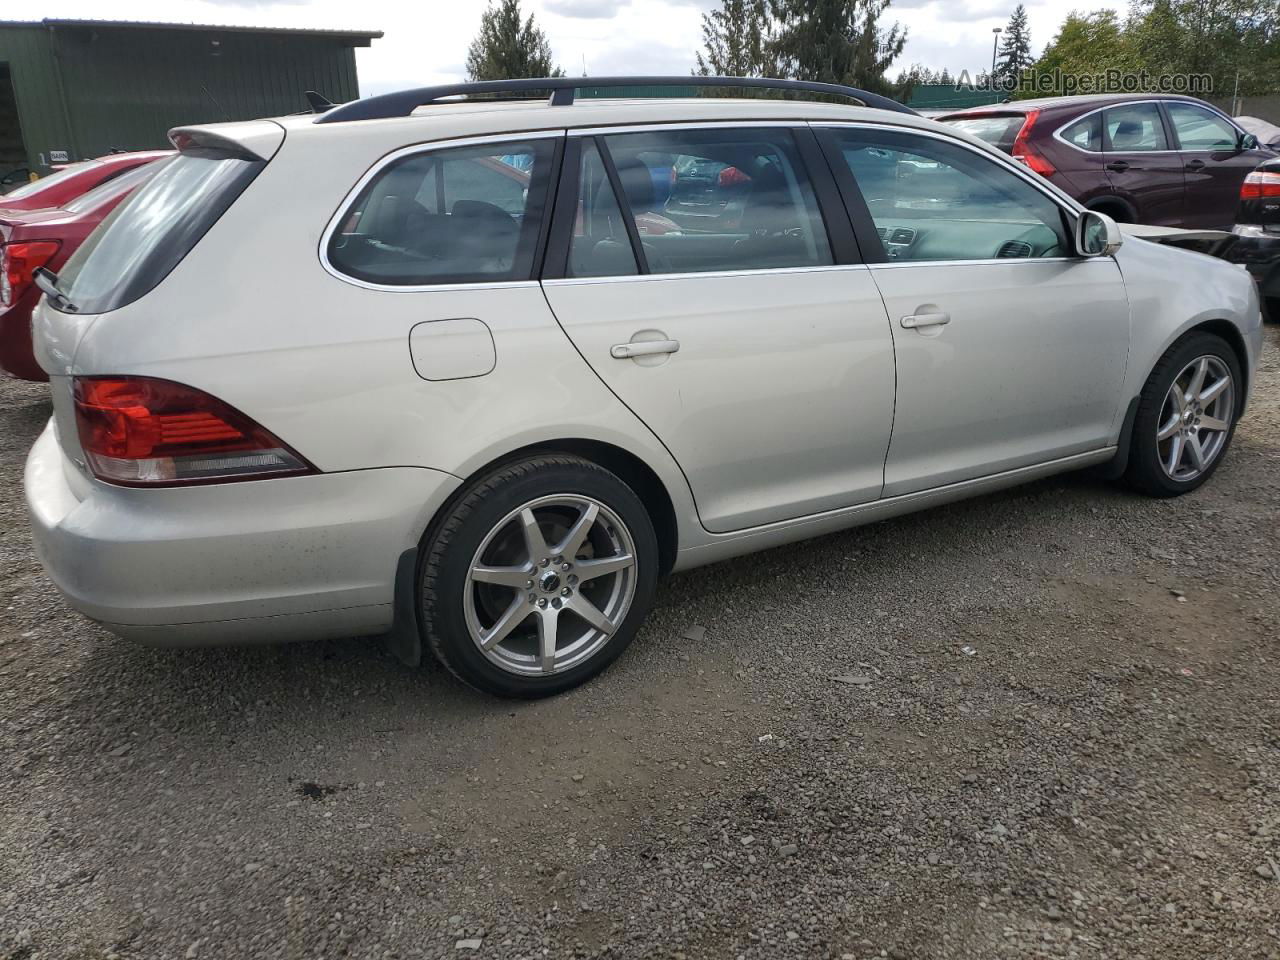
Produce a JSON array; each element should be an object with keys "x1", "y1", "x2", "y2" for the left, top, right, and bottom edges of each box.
[
  {"x1": 63, "y1": 160, "x2": 163, "y2": 214},
  {"x1": 55, "y1": 149, "x2": 264, "y2": 315},
  {"x1": 1, "y1": 162, "x2": 96, "y2": 201},
  {"x1": 943, "y1": 115, "x2": 1027, "y2": 153}
]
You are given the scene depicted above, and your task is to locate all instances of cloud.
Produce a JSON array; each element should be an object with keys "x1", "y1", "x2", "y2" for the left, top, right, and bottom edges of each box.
[{"x1": 545, "y1": 0, "x2": 629, "y2": 18}]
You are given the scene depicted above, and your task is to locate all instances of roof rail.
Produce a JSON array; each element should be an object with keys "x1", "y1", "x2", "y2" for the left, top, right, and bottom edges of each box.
[{"x1": 314, "y1": 75, "x2": 916, "y2": 125}]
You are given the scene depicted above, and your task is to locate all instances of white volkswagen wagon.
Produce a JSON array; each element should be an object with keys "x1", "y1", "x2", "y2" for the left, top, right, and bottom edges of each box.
[{"x1": 24, "y1": 78, "x2": 1263, "y2": 697}]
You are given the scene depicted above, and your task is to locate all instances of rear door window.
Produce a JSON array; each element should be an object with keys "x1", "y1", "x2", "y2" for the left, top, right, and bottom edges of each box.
[
  {"x1": 596, "y1": 127, "x2": 832, "y2": 275},
  {"x1": 54, "y1": 149, "x2": 263, "y2": 315},
  {"x1": 1102, "y1": 103, "x2": 1168, "y2": 152},
  {"x1": 328, "y1": 139, "x2": 556, "y2": 286}
]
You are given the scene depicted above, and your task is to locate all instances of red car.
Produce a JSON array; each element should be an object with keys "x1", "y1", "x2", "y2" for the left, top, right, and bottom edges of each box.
[
  {"x1": 1, "y1": 158, "x2": 168, "y2": 381},
  {"x1": 0, "y1": 151, "x2": 171, "y2": 213}
]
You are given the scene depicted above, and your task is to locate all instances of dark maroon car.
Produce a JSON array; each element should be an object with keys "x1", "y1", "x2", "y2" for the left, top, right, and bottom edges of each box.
[
  {"x1": 1, "y1": 158, "x2": 166, "y2": 381},
  {"x1": 940, "y1": 94, "x2": 1276, "y2": 229}
]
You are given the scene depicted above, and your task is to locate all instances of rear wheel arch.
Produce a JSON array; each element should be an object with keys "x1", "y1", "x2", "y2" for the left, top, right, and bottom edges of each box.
[{"x1": 429, "y1": 439, "x2": 679, "y2": 577}]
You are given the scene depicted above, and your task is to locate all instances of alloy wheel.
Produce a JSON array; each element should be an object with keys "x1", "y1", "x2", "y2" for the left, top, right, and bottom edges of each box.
[
  {"x1": 1156, "y1": 355, "x2": 1234, "y2": 482},
  {"x1": 463, "y1": 494, "x2": 638, "y2": 676}
]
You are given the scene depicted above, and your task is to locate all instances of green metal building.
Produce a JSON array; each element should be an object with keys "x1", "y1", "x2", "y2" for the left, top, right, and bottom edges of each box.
[{"x1": 0, "y1": 19, "x2": 380, "y2": 179}]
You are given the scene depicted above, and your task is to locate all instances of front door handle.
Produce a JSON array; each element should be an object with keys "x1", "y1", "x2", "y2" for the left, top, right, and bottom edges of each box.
[
  {"x1": 1185, "y1": 158, "x2": 1206, "y2": 171},
  {"x1": 1105, "y1": 160, "x2": 1130, "y2": 172},
  {"x1": 901, "y1": 312, "x2": 950, "y2": 329},
  {"x1": 610, "y1": 339, "x2": 680, "y2": 359}
]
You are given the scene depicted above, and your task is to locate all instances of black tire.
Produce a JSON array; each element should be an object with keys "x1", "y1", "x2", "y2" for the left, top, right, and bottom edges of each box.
[
  {"x1": 1125, "y1": 332, "x2": 1242, "y2": 498},
  {"x1": 418, "y1": 454, "x2": 659, "y2": 698}
]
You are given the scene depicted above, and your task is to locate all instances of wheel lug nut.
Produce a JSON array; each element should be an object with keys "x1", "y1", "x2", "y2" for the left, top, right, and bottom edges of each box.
[
  {"x1": 539, "y1": 558, "x2": 550, "y2": 568},
  {"x1": 525, "y1": 579, "x2": 534, "y2": 589},
  {"x1": 528, "y1": 593, "x2": 537, "y2": 603},
  {"x1": 537, "y1": 598, "x2": 548, "y2": 608},
  {"x1": 561, "y1": 587, "x2": 571, "y2": 597},
  {"x1": 552, "y1": 556, "x2": 563, "y2": 564},
  {"x1": 552, "y1": 598, "x2": 562, "y2": 609},
  {"x1": 561, "y1": 562, "x2": 571, "y2": 571}
]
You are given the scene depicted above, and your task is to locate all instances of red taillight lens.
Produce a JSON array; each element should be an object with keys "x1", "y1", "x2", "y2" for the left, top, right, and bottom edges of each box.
[
  {"x1": 1010, "y1": 110, "x2": 1056, "y2": 178},
  {"x1": 1241, "y1": 170, "x2": 1280, "y2": 199},
  {"x1": 1, "y1": 240, "x2": 60, "y2": 308},
  {"x1": 72, "y1": 376, "x2": 314, "y2": 486}
]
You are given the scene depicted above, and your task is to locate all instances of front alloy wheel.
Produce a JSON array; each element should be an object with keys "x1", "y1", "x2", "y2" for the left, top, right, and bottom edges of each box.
[
  {"x1": 1155, "y1": 355, "x2": 1234, "y2": 483},
  {"x1": 1127, "y1": 332, "x2": 1241, "y2": 497}
]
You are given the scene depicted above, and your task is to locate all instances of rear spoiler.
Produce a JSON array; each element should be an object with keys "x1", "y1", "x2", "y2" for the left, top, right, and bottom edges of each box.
[{"x1": 167, "y1": 120, "x2": 285, "y2": 162}]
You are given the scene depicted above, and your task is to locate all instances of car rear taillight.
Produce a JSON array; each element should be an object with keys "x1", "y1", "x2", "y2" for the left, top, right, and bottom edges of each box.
[
  {"x1": 1241, "y1": 170, "x2": 1280, "y2": 199},
  {"x1": 1010, "y1": 110, "x2": 1056, "y2": 178},
  {"x1": 1, "y1": 241, "x2": 60, "y2": 308},
  {"x1": 72, "y1": 376, "x2": 315, "y2": 486}
]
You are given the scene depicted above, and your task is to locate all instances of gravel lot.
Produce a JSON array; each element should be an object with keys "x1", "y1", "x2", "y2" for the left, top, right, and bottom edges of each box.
[{"x1": 2, "y1": 327, "x2": 1278, "y2": 960}]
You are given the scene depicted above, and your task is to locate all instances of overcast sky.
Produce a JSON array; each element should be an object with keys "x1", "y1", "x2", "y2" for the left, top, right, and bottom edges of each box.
[{"x1": 34, "y1": 0, "x2": 1128, "y2": 96}]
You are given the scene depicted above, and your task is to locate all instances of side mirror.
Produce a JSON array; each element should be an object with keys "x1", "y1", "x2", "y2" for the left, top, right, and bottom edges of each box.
[
  {"x1": 1076, "y1": 210, "x2": 1123, "y2": 257},
  {"x1": 1240, "y1": 132, "x2": 1259, "y2": 151}
]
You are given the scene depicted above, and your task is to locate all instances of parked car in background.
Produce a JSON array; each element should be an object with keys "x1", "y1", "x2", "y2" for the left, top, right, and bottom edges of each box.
[
  {"x1": 939, "y1": 94, "x2": 1276, "y2": 229},
  {"x1": 1, "y1": 158, "x2": 166, "y2": 380},
  {"x1": 23, "y1": 77, "x2": 1262, "y2": 699},
  {"x1": 1226, "y1": 156, "x2": 1280, "y2": 320},
  {"x1": 0, "y1": 151, "x2": 171, "y2": 210}
]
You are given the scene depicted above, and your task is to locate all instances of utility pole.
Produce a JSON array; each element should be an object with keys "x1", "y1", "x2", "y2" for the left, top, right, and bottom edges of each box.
[{"x1": 991, "y1": 27, "x2": 1002, "y2": 103}]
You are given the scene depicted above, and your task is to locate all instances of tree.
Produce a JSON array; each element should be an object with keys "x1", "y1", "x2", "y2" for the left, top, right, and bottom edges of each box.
[
  {"x1": 1019, "y1": 11, "x2": 1126, "y2": 97},
  {"x1": 770, "y1": 0, "x2": 908, "y2": 95},
  {"x1": 465, "y1": 0, "x2": 563, "y2": 82},
  {"x1": 995, "y1": 4, "x2": 1034, "y2": 90},
  {"x1": 1124, "y1": 0, "x2": 1187, "y2": 78},
  {"x1": 695, "y1": 0, "x2": 779, "y2": 76}
]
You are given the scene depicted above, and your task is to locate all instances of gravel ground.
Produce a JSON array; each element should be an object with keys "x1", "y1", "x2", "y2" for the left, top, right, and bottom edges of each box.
[{"x1": 2, "y1": 328, "x2": 1278, "y2": 960}]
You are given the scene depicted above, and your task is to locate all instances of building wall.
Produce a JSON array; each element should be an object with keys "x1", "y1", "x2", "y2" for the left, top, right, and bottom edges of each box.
[
  {"x1": 0, "y1": 23, "x2": 364, "y2": 172},
  {"x1": 0, "y1": 25, "x2": 75, "y2": 174}
]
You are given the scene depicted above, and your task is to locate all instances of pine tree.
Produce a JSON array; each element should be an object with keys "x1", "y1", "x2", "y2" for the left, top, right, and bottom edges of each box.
[
  {"x1": 769, "y1": 0, "x2": 907, "y2": 95},
  {"x1": 695, "y1": 0, "x2": 778, "y2": 76},
  {"x1": 465, "y1": 0, "x2": 564, "y2": 82},
  {"x1": 995, "y1": 5, "x2": 1033, "y2": 91}
]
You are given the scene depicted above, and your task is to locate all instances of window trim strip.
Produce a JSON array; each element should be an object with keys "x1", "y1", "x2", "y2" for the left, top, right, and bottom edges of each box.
[{"x1": 595, "y1": 135, "x2": 652, "y2": 275}]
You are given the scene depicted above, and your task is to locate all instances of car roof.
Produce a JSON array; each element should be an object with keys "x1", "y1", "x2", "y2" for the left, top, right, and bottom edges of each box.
[
  {"x1": 939, "y1": 93, "x2": 1219, "y2": 117},
  {"x1": 267, "y1": 96, "x2": 967, "y2": 147}
]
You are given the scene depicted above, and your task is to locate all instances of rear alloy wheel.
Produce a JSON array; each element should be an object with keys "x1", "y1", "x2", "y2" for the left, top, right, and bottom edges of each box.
[
  {"x1": 419, "y1": 456, "x2": 658, "y2": 697},
  {"x1": 1126, "y1": 333, "x2": 1241, "y2": 497}
]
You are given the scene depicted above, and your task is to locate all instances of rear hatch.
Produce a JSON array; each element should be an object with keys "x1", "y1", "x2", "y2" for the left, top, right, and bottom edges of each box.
[
  {"x1": 33, "y1": 121, "x2": 283, "y2": 378},
  {"x1": 1239, "y1": 157, "x2": 1280, "y2": 228},
  {"x1": 31, "y1": 120, "x2": 284, "y2": 464}
]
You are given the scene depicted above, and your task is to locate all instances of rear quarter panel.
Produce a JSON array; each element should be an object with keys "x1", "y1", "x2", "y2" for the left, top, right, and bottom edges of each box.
[{"x1": 54, "y1": 120, "x2": 705, "y2": 545}]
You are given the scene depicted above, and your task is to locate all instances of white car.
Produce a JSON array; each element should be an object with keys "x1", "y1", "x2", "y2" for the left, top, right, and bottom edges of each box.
[{"x1": 24, "y1": 77, "x2": 1263, "y2": 697}]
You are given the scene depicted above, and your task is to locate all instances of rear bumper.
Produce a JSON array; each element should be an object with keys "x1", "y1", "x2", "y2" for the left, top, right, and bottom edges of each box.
[
  {"x1": 24, "y1": 421, "x2": 460, "y2": 646},
  {"x1": 1227, "y1": 225, "x2": 1280, "y2": 300},
  {"x1": 0, "y1": 287, "x2": 47, "y2": 382}
]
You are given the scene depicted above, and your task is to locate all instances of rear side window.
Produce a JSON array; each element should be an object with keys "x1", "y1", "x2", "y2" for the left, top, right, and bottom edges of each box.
[
  {"x1": 1103, "y1": 103, "x2": 1168, "y2": 152},
  {"x1": 328, "y1": 139, "x2": 556, "y2": 286},
  {"x1": 1059, "y1": 114, "x2": 1103, "y2": 152},
  {"x1": 943, "y1": 114, "x2": 1026, "y2": 152},
  {"x1": 55, "y1": 150, "x2": 263, "y2": 315}
]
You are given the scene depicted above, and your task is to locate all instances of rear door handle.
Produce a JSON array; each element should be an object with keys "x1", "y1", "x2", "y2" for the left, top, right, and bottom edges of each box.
[
  {"x1": 901, "y1": 312, "x2": 950, "y2": 329},
  {"x1": 1185, "y1": 159, "x2": 1206, "y2": 171},
  {"x1": 610, "y1": 339, "x2": 680, "y2": 359},
  {"x1": 1105, "y1": 160, "x2": 1130, "y2": 172}
]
